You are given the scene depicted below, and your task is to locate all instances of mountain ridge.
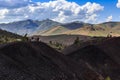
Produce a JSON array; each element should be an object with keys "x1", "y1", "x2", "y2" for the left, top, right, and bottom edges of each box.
[
  {"x1": 0, "y1": 19, "x2": 61, "y2": 35},
  {"x1": 37, "y1": 21, "x2": 120, "y2": 37},
  {"x1": 0, "y1": 19, "x2": 120, "y2": 37}
]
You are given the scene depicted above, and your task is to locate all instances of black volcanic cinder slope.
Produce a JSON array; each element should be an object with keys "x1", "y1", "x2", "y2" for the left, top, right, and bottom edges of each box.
[
  {"x1": 98, "y1": 37, "x2": 120, "y2": 65},
  {"x1": 67, "y1": 37, "x2": 120, "y2": 80},
  {"x1": 0, "y1": 42, "x2": 104, "y2": 80}
]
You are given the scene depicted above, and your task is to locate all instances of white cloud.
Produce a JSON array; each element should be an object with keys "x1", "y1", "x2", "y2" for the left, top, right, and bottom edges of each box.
[
  {"x1": 0, "y1": 0, "x2": 104, "y2": 23},
  {"x1": 0, "y1": 9, "x2": 8, "y2": 19},
  {"x1": 106, "y1": 15, "x2": 113, "y2": 22},
  {"x1": 117, "y1": 0, "x2": 120, "y2": 8}
]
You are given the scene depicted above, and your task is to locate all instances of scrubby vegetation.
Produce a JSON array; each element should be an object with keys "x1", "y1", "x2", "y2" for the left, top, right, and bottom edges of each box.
[
  {"x1": 48, "y1": 41, "x2": 65, "y2": 51},
  {"x1": 105, "y1": 76, "x2": 111, "y2": 80},
  {"x1": 73, "y1": 36, "x2": 106, "y2": 46},
  {"x1": 46, "y1": 36, "x2": 107, "y2": 52},
  {"x1": 0, "y1": 29, "x2": 22, "y2": 44}
]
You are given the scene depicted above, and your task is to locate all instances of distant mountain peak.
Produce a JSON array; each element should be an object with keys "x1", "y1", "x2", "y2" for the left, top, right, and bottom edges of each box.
[
  {"x1": 42, "y1": 18, "x2": 53, "y2": 22},
  {"x1": 72, "y1": 21, "x2": 84, "y2": 23},
  {"x1": 26, "y1": 19, "x2": 33, "y2": 22}
]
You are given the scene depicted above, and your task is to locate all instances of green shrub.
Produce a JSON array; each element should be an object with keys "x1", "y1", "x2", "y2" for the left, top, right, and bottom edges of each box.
[
  {"x1": 22, "y1": 33, "x2": 28, "y2": 41},
  {"x1": 105, "y1": 76, "x2": 111, "y2": 80},
  {"x1": 74, "y1": 37, "x2": 80, "y2": 45}
]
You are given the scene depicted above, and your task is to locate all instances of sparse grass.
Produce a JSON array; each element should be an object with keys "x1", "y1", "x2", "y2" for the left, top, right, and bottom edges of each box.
[{"x1": 48, "y1": 41, "x2": 65, "y2": 52}]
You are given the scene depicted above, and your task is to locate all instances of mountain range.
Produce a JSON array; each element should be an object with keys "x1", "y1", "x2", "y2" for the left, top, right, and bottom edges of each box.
[
  {"x1": 0, "y1": 19, "x2": 61, "y2": 35},
  {"x1": 37, "y1": 21, "x2": 120, "y2": 37},
  {"x1": 0, "y1": 19, "x2": 120, "y2": 37}
]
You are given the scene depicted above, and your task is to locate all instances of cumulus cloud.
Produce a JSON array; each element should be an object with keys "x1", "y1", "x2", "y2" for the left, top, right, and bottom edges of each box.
[
  {"x1": 0, "y1": 9, "x2": 8, "y2": 19},
  {"x1": 117, "y1": 0, "x2": 120, "y2": 8},
  {"x1": 0, "y1": 0, "x2": 104, "y2": 23},
  {"x1": 106, "y1": 15, "x2": 113, "y2": 22}
]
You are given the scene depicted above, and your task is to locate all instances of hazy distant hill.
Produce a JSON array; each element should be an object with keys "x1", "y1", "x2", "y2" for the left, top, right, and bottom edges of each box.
[
  {"x1": 36, "y1": 21, "x2": 120, "y2": 37},
  {"x1": 61, "y1": 21, "x2": 91, "y2": 29},
  {"x1": 35, "y1": 19, "x2": 61, "y2": 31},
  {"x1": 0, "y1": 19, "x2": 38, "y2": 35},
  {"x1": 0, "y1": 19, "x2": 61, "y2": 35}
]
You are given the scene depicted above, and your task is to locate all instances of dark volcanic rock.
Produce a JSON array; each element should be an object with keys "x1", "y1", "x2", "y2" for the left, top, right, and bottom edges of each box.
[
  {"x1": 98, "y1": 37, "x2": 120, "y2": 65},
  {"x1": 0, "y1": 42, "x2": 104, "y2": 80},
  {"x1": 67, "y1": 37, "x2": 120, "y2": 80}
]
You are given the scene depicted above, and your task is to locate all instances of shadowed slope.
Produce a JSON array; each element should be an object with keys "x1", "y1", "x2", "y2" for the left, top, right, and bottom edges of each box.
[
  {"x1": 67, "y1": 37, "x2": 120, "y2": 80},
  {"x1": 30, "y1": 34, "x2": 91, "y2": 46},
  {"x1": 0, "y1": 42, "x2": 103, "y2": 80},
  {"x1": 98, "y1": 37, "x2": 120, "y2": 65}
]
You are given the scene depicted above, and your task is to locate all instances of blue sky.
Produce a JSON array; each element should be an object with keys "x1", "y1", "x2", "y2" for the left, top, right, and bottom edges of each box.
[{"x1": 0, "y1": 0, "x2": 120, "y2": 23}]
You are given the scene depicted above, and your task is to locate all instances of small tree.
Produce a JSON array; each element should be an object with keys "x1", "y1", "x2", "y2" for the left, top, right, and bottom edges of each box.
[
  {"x1": 56, "y1": 42, "x2": 60, "y2": 47},
  {"x1": 107, "y1": 32, "x2": 112, "y2": 38},
  {"x1": 36, "y1": 37, "x2": 40, "y2": 42},
  {"x1": 58, "y1": 46, "x2": 62, "y2": 50},
  {"x1": 49, "y1": 41, "x2": 53, "y2": 45},
  {"x1": 74, "y1": 37, "x2": 80, "y2": 45},
  {"x1": 4, "y1": 36, "x2": 9, "y2": 42},
  {"x1": 22, "y1": 33, "x2": 28, "y2": 41}
]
